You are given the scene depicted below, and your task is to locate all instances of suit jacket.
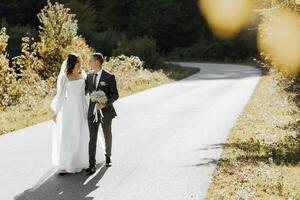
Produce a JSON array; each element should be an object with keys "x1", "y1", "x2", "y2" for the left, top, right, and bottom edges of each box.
[{"x1": 85, "y1": 70, "x2": 119, "y2": 119}]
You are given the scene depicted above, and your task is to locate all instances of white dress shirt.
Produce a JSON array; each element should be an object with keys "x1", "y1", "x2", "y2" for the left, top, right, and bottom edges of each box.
[{"x1": 93, "y1": 69, "x2": 103, "y2": 88}]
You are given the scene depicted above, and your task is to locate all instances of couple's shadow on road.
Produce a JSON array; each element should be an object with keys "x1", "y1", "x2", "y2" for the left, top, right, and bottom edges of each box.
[{"x1": 14, "y1": 164, "x2": 107, "y2": 200}]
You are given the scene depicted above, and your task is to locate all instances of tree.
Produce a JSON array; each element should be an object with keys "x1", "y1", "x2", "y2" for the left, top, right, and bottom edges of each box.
[
  {"x1": 62, "y1": 0, "x2": 100, "y2": 39},
  {"x1": 100, "y1": 0, "x2": 202, "y2": 53},
  {"x1": 113, "y1": 36, "x2": 162, "y2": 69},
  {"x1": 37, "y1": 0, "x2": 78, "y2": 79},
  {"x1": 0, "y1": 0, "x2": 46, "y2": 26},
  {"x1": 100, "y1": 0, "x2": 135, "y2": 31},
  {"x1": 151, "y1": 0, "x2": 202, "y2": 52}
]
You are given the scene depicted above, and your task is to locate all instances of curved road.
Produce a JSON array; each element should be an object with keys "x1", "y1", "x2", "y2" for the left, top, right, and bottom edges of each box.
[{"x1": 0, "y1": 62, "x2": 261, "y2": 200}]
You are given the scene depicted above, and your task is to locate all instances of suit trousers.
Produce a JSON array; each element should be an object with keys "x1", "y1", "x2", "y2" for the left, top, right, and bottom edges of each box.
[{"x1": 88, "y1": 114, "x2": 113, "y2": 166}]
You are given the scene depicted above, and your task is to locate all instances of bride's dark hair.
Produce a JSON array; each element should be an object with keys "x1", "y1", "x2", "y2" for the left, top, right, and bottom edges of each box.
[{"x1": 66, "y1": 53, "x2": 79, "y2": 75}]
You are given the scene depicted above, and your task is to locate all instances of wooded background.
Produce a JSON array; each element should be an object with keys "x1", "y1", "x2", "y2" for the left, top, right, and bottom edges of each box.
[{"x1": 0, "y1": 0, "x2": 258, "y2": 62}]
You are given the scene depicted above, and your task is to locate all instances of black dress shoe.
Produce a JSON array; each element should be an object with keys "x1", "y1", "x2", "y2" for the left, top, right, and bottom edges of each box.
[
  {"x1": 86, "y1": 165, "x2": 96, "y2": 174},
  {"x1": 106, "y1": 157, "x2": 112, "y2": 167},
  {"x1": 58, "y1": 170, "x2": 68, "y2": 175}
]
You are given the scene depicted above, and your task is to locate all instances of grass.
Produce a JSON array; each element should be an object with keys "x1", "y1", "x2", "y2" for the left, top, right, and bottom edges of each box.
[
  {"x1": 119, "y1": 64, "x2": 199, "y2": 97},
  {"x1": 206, "y1": 73, "x2": 300, "y2": 199},
  {"x1": 0, "y1": 64, "x2": 199, "y2": 135}
]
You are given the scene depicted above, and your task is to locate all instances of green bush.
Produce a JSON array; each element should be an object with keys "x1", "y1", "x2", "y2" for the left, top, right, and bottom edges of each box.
[
  {"x1": 113, "y1": 36, "x2": 162, "y2": 69},
  {"x1": 89, "y1": 29, "x2": 124, "y2": 56},
  {"x1": 169, "y1": 42, "x2": 211, "y2": 60},
  {"x1": 169, "y1": 38, "x2": 258, "y2": 63}
]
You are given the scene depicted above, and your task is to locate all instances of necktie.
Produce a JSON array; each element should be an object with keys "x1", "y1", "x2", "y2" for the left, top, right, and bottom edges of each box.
[{"x1": 93, "y1": 73, "x2": 98, "y2": 88}]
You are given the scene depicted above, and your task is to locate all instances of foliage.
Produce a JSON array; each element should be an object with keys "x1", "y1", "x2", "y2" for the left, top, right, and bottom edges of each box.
[
  {"x1": 63, "y1": 0, "x2": 100, "y2": 37},
  {"x1": 13, "y1": 36, "x2": 49, "y2": 108},
  {"x1": 60, "y1": 36, "x2": 93, "y2": 71},
  {"x1": 7, "y1": 25, "x2": 37, "y2": 58},
  {"x1": 113, "y1": 36, "x2": 162, "y2": 69},
  {"x1": 1, "y1": 1, "x2": 93, "y2": 108},
  {"x1": 206, "y1": 73, "x2": 300, "y2": 199},
  {"x1": 104, "y1": 55, "x2": 166, "y2": 95},
  {"x1": 0, "y1": 55, "x2": 199, "y2": 134},
  {"x1": 89, "y1": 29, "x2": 124, "y2": 57},
  {"x1": 169, "y1": 28, "x2": 258, "y2": 62},
  {"x1": 13, "y1": 37, "x2": 43, "y2": 74},
  {"x1": 0, "y1": 28, "x2": 19, "y2": 108},
  {"x1": 100, "y1": 0, "x2": 202, "y2": 53},
  {"x1": 37, "y1": 0, "x2": 78, "y2": 79},
  {"x1": 0, "y1": 0, "x2": 261, "y2": 62},
  {"x1": 0, "y1": 0, "x2": 46, "y2": 26}
]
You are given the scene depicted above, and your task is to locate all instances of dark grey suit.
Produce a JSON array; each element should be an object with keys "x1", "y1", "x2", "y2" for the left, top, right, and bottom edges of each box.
[{"x1": 85, "y1": 70, "x2": 119, "y2": 166}]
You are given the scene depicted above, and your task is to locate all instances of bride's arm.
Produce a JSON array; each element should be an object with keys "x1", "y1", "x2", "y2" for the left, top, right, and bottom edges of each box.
[
  {"x1": 81, "y1": 69, "x2": 87, "y2": 80},
  {"x1": 81, "y1": 69, "x2": 90, "y2": 96},
  {"x1": 51, "y1": 75, "x2": 67, "y2": 116}
]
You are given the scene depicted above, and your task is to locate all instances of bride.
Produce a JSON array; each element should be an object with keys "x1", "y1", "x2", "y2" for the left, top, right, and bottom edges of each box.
[{"x1": 51, "y1": 53, "x2": 104, "y2": 174}]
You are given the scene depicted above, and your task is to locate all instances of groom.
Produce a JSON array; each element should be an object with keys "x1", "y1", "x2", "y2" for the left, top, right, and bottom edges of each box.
[{"x1": 85, "y1": 53, "x2": 119, "y2": 174}]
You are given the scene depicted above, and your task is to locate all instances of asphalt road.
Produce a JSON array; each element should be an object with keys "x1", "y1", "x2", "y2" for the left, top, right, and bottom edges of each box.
[{"x1": 0, "y1": 62, "x2": 261, "y2": 200}]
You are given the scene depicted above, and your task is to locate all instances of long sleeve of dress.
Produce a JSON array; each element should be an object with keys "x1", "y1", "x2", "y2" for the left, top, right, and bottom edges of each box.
[
  {"x1": 81, "y1": 69, "x2": 87, "y2": 80},
  {"x1": 51, "y1": 75, "x2": 67, "y2": 114}
]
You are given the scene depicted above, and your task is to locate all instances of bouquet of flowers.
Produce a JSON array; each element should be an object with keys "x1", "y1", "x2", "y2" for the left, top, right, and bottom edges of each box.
[{"x1": 90, "y1": 90, "x2": 108, "y2": 122}]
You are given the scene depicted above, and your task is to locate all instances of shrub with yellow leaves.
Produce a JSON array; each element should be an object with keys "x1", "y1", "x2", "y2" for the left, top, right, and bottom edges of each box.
[
  {"x1": 13, "y1": 36, "x2": 49, "y2": 108},
  {"x1": 104, "y1": 55, "x2": 170, "y2": 96},
  {"x1": 37, "y1": 1, "x2": 92, "y2": 80},
  {"x1": 21, "y1": 1, "x2": 93, "y2": 88},
  {"x1": 60, "y1": 36, "x2": 93, "y2": 72},
  {"x1": 0, "y1": 28, "x2": 19, "y2": 109}
]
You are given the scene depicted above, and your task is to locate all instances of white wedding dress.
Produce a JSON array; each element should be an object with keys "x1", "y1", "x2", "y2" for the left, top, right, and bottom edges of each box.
[{"x1": 51, "y1": 61, "x2": 105, "y2": 173}]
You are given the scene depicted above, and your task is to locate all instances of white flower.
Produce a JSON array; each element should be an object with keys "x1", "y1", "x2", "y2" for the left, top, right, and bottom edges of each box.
[
  {"x1": 90, "y1": 90, "x2": 107, "y2": 104},
  {"x1": 100, "y1": 81, "x2": 107, "y2": 86}
]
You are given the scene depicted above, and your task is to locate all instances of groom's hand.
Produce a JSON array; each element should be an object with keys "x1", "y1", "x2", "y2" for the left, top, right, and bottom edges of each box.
[
  {"x1": 52, "y1": 114, "x2": 57, "y2": 122},
  {"x1": 96, "y1": 103, "x2": 106, "y2": 110}
]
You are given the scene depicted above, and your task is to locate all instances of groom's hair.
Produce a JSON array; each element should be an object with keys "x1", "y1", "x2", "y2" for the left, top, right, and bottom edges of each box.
[{"x1": 92, "y1": 53, "x2": 104, "y2": 65}]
